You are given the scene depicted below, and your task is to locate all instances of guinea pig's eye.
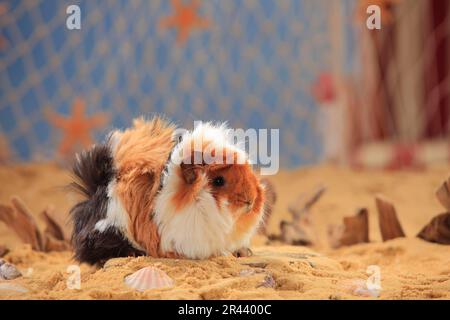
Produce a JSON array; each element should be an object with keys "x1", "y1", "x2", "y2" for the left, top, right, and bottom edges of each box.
[{"x1": 212, "y1": 176, "x2": 225, "y2": 187}]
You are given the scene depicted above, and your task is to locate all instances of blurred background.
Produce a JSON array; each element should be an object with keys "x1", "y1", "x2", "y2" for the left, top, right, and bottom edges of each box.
[
  {"x1": 0, "y1": 0, "x2": 449, "y2": 169},
  {"x1": 1, "y1": 3, "x2": 450, "y2": 294}
]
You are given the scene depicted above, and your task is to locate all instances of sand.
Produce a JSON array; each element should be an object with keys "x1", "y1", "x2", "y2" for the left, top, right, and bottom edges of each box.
[{"x1": 0, "y1": 163, "x2": 449, "y2": 299}]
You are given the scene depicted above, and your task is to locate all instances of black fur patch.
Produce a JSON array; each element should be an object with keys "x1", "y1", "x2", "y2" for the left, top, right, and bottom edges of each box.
[{"x1": 70, "y1": 143, "x2": 144, "y2": 265}]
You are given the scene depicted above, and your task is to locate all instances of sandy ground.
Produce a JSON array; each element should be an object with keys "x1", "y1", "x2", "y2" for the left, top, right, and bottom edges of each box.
[{"x1": 0, "y1": 163, "x2": 449, "y2": 299}]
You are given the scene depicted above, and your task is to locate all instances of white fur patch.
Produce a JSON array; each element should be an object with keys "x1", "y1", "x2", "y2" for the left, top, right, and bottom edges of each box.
[
  {"x1": 94, "y1": 180, "x2": 128, "y2": 232},
  {"x1": 95, "y1": 179, "x2": 144, "y2": 251},
  {"x1": 170, "y1": 122, "x2": 248, "y2": 166}
]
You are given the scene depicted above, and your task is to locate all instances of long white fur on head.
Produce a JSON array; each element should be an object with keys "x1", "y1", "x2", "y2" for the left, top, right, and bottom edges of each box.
[{"x1": 169, "y1": 121, "x2": 248, "y2": 167}]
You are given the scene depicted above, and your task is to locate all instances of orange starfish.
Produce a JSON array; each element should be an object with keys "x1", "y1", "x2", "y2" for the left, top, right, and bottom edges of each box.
[
  {"x1": 47, "y1": 98, "x2": 109, "y2": 157},
  {"x1": 159, "y1": 0, "x2": 210, "y2": 44}
]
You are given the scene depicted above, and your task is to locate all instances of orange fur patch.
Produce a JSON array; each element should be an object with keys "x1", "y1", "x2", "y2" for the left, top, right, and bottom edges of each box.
[
  {"x1": 114, "y1": 117, "x2": 175, "y2": 257},
  {"x1": 173, "y1": 168, "x2": 207, "y2": 211},
  {"x1": 231, "y1": 181, "x2": 265, "y2": 242}
]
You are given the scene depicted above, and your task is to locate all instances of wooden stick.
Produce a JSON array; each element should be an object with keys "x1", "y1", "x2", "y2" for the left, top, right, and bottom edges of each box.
[
  {"x1": 0, "y1": 198, "x2": 44, "y2": 251},
  {"x1": 267, "y1": 220, "x2": 314, "y2": 246},
  {"x1": 344, "y1": 208, "x2": 370, "y2": 244},
  {"x1": 10, "y1": 196, "x2": 45, "y2": 250},
  {"x1": 0, "y1": 245, "x2": 8, "y2": 257},
  {"x1": 0, "y1": 197, "x2": 71, "y2": 252},
  {"x1": 40, "y1": 205, "x2": 71, "y2": 241},
  {"x1": 280, "y1": 221, "x2": 313, "y2": 246},
  {"x1": 269, "y1": 186, "x2": 325, "y2": 246},
  {"x1": 436, "y1": 177, "x2": 450, "y2": 211},
  {"x1": 375, "y1": 195, "x2": 405, "y2": 241},
  {"x1": 328, "y1": 208, "x2": 370, "y2": 248},
  {"x1": 417, "y1": 213, "x2": 450, "y2": 245},
  {"x1": 44, "y1": 236, "x2": 71, "y2": 252},
  {"x1": 288, "y1": 186, "x2": 326, "y2": 220}
]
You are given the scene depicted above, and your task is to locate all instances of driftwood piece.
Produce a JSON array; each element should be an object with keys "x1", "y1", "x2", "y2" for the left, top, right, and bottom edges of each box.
[
  {"x1": 40, "y1": 206, "x2": 71, "y2": 251},
  {"x1": 375, "y1": 195, "x2": 405, "y2": 241},
  {"x1": 44, "y1": 235, "x2": 71, "y2": 251},
  {"x1": 0, "y1": 245, "x2": 8, "y2": 257},
  {"x1": 417, "y1": 213, "x2": 450, "y2": 245},
  {"x1": 269, "y1": 186, "x2": 325, "y2": 246},
  {"x1": 270, "y1": 220, "x2": 313, "y2": 246},
  {"x1": 436, "y1": 178, "x2": 450, "y2": 211},
  {"x1": 40, "y1": 205, "x2": 71, "y2": 241},
  {"x1": 0, "y1": 197, "x2": 44, "y2": 251},
  {"x1": 288, "y1": 186, "x2": 326, "y2": 220},
  {"x1": 259, "y1": 178, "x2": 277, "y2": 235},
  {"x1": 0, "y1": 196, "x2": 70, "y2": 252},
  {"x1": 328, "y1": 208, "x2": 369, "y2": 248}
]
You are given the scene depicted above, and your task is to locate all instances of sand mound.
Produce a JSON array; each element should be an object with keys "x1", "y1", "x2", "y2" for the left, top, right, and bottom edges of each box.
[{"x1": 0, "y1": 163, "x2": 449, "y2": 299}]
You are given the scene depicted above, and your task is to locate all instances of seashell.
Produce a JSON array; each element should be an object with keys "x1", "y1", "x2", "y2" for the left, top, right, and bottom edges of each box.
[
  {"x1": 0, "y1": 258, "x2": 5, "y2": 267},
  {"x1": 258, "y1": 274, "x2": 276, "y2": 288},
  {"x1": 124, "y1": 266, "x2": 174, "y2": 292},
  {"x1": 239, "y1": 269, "x2": 255, "y2": 277},
  {"x1": 417, "y1": 213, "x2": 450, "y2": 245},
  {"x1": 0, "y1": 262, "x2": 22, "y2": 280}
]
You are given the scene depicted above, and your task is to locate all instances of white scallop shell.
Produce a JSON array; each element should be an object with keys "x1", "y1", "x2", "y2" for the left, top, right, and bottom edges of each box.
[{"x1": 124, "y1": 266, "x2": 174, "y2": 292}]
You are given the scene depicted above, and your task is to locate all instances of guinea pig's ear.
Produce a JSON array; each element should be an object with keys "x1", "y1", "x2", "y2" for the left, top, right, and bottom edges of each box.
[
  {"x1": 180, "y1": 151, "x2": 204, "y2": 184},
  {"x1": 180, "y1": 163, "x2": 199, "y2": 184}
]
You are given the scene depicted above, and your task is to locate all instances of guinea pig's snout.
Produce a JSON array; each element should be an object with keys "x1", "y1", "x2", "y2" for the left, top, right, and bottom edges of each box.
[{"x1": 234, "y1": 188, "x2": 257, "y2": 213}]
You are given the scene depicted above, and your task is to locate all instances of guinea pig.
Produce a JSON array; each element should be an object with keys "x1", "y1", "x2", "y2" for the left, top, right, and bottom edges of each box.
[
  {"x1": 69, "y1": 116, "x2": 269, "y2": 265},
  {"x1": 154, "y1": 121, "x2": 266, "y2": 259}
]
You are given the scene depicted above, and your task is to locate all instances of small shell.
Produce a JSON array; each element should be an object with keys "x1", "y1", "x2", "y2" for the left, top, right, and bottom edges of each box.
[
  {"x1": 124, "y1": 266, "x2": 174, "y2": 292},
  {"x1": 239, "y1": 269, "x2": 256, "y2": 277},
  {"x1": 258, "y1": 274, "x2": 276, "y2": 288},
  {"x1": 0, "y1": 262, "x2": 22, "y2": 280}
]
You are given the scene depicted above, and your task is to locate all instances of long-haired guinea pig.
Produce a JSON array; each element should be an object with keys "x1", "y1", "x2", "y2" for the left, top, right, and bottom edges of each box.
[{"x1": 70, "y1": 116, "x2": 271, "y2": 265}]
